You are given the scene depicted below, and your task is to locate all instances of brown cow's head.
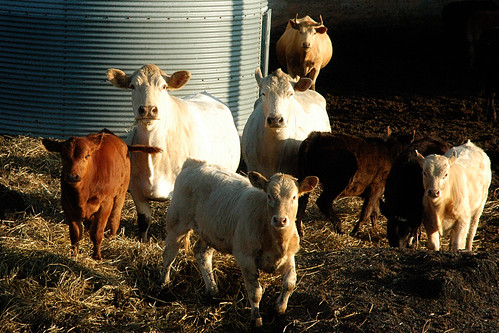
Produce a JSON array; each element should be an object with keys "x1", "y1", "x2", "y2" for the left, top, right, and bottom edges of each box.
[
  {"x1": 255, "y1": 68, "x2": 312, "y2": 131},
  {"x1": 106, "y1": 64, "x2": 191, "y2": 127},
  {"x1": 248, "y1": 171, "x2": 318, "y2": 229},
  {"x1": 289, "y1": 14, "x2": 328, "y2": 50},
  {"x1": 43, "y1": 134, "x2": 105, "y2": 186}
]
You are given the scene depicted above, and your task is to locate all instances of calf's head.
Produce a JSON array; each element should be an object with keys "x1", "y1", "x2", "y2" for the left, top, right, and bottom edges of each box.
[
  {"x1": 106, "y1": 64, "x2": 191, "y2": 125},
  {"x1": 289, "y1": 14, "x2": 328, "y2": 50},
  {"x1": 255, "y1": 68, "x2": 312, "y2": 130},
  {"x1": 43, "y1": 135, "x2": 104, "y2": 185},
  {"x1": 416, "y1": 151, "x2": 457, "y2": 199},
  {"x1": 248, "y1": 171, "x2": 318, "y2": 229}
]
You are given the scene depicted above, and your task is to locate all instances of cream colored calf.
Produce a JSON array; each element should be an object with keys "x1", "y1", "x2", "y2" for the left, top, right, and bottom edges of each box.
[
  {"x1": 416, "y1": 141, "x2": 491, "y2": 251},
  {"x1": 160, "y1": 159, "x2": 318, "y2": 327}
]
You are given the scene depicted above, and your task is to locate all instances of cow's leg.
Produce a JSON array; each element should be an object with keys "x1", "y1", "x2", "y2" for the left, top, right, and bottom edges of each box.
[
  {"x1": 309, "y1": 68, "x2": 318, "y2": 90},
  {"x1": 236, "y1": 256, "x2": 263, "y2": 327},
  {"x1": 107, "y1": 190, "x2": 127, "y2": 238},
  {"x1": 316, "y1": 189, "x2": 343, "y2": 233},
  {"x1": 129, "y1": 183, "x2": 152, "y2": 242},
  {"x1": 194, "y1": 239, "x2": 218, "y2": 295},
  {"x1": 351, "y1": 186, "x2": 382, "y2": 236},
  {"x1": 451, "y1": 217, "x2": 471, "y2": 251},
  {"x1": 295, "y1": 194, "x2": 310, "y2": 236},
  {"x1": 423, "y1": 217, "x2": 440, "y2": 251},
  {"x1": 276, "y1": 256, "x2": 297, "y2": 315},
  {"x1": 466, "y1": 207, "x2": 484, "y2": 251},
  {"x1": 160, "y1": 224, "x2": 190, "y2": 286},
  {"x1": 68, "y1": 220, "x2": 84, "y2": 256},
  {"x1": 90, "y1": 204, "x2": 113, "y2": 260}
]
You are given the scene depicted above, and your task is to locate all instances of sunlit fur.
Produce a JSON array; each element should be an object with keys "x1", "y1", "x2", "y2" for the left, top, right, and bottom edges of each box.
[
  {"x1": 242, "y1": 68, "x2": 331, "y2": 178},
  {"x1": 161, "y1": 159, "x2": 318, "y2": 327},
  {"x1": 417, "y1": 141, "x2": 491, "y2": 251}
]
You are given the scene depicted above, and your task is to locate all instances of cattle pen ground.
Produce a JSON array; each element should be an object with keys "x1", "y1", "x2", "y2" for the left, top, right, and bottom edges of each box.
[{"x1": 1, "y1": 18, "x2": 499, "y2": 333}]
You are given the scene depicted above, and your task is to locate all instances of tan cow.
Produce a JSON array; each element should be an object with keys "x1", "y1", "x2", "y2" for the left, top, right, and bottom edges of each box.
[
  {"x1": 241, "y1": 68, "x2": 331, "y2": 178},
  {"x1": 276, "y1": 14, "x2": 333, "y2": 90},
  {"x1": 106, "y1": 64, "x2": 241, "y2": 242},
  {"x1": 416, "y1": 141, "x2": 491, "y2": 251},
  {"x1": 160, "y1": 159, "x2": 318, "y2": 327}
]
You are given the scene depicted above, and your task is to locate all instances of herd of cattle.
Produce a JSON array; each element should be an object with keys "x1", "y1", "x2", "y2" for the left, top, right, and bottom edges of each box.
[{"x1": 40, "y1": 8, "x2": 494, "y2": 327}]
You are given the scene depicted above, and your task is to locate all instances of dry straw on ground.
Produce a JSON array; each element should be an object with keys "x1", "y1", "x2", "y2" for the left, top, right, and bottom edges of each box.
[{"x1": 1, "y1": 134, "x2": 498, "y2": 332}]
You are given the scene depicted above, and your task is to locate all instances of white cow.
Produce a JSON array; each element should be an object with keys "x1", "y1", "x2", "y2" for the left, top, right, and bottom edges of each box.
[
  {"x1": 242, "y1": 68, "x2": 331, "y2": 178},
  {"x1": 161, "y1": 159, "x2": 318, "y2": 327},
  {"x1": 106, "y1": 64, "x2": 241, "y2": 241},
  {"x1": 416, "y1": 141, "x2": 491, "y2": 251}
]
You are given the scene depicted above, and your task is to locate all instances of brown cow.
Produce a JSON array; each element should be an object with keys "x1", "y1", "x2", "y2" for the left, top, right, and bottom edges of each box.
[
  {"x1": 276, "y1": 14, "x2": 333, "y2": 90},
  {"x1": 297, "y1": 128, "x2": 414, "y2": 236},
  {"x1": 43, "y1": 130, "x2": 160, "y2": 260}
]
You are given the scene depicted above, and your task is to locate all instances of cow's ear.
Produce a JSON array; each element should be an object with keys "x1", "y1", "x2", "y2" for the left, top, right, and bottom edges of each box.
[
  {"x1": 248, "y1": 171, "x2": 268, "y2": 190},
  {"x1": 448, "y1": 150, "x2": 458, "y2": 165},
  {"x1": 294, "y1": 78, "x2": 312, "y2": 92},
  {"x1": 299, "y1": 176, "x2": 319, "y2": 195},
  {"x1": 290, "y1": 17, "x2": 299, "y2": 30},
  {"x1": 42, "y1": 138, "x2": 62, "y2": 153},
  {"x1": 107, "y1": 69, "x2": 132, "y2": 89},
  {"x1": 255, "y1": 67, "x2": 264, "y2": 87},
  {"x1": 316, "y1": 26, "x2": 327, "y2": 34},
  {"x1": 166, "y1": 71, "x2": 191, "y2": 90},
  {"x1": 415, "y1": 150, "x2": 425, "y2": 168}
]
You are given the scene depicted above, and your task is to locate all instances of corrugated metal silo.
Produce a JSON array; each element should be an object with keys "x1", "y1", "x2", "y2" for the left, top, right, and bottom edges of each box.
[{"x1": 0, "y1": 0, "x2": 270, "y2": 138}]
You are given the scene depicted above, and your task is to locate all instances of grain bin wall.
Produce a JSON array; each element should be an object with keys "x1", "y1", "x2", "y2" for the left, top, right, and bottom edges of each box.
[{"x1": 0, "y1": 0, "x2": 269, "y2": 138}]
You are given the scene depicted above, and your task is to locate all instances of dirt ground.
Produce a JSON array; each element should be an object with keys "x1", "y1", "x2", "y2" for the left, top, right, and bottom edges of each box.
[
  {"x1": 0, "y1": 17, "x2": 498, "y2": 333},
  {"x1": 260, "y1": 18, "x2": 499, "y2": 333}
]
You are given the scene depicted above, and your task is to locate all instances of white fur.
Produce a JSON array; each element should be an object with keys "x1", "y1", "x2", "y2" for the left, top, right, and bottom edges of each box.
[{"x1": 417, "y1": 141, "x2": 491, "y2": 251}]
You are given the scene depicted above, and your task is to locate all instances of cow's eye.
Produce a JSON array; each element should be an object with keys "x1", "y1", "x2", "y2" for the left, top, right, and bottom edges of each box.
[
  {"x1": 443, "y1": 173, "x2": 448, "y2": 178},
  {"x1": 292, "y1": 195, "x2": 297, "y2": 200},
  {"x1": 261, "y1": 92, "x2": 266, "y2": 97},
  {"x1": 130, "y1": 84, "x2": 136, "y2": 90},
  {"x1": 162, "y1": 84, "x2": 167, "y2": 90},
  {"x1": 85, "y1": 155, "x2": 90, "y2": 159}
]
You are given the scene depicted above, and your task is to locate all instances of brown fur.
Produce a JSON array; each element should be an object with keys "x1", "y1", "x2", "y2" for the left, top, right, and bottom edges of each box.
[{"x1": 43, "y1": 130, "x2": 159, "y2": 259}]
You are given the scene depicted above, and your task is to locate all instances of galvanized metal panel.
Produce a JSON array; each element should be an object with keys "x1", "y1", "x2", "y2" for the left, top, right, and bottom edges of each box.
[{"x1": 0, "y1": 0, "x2": 269, "y2": 138}]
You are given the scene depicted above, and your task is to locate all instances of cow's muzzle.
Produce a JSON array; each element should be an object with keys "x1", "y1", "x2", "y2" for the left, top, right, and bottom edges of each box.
[
  {"x1": 137, "y1": 105, "x2": 159, "y2": 120},
  {"x1": 64, "y1": 173, "x2": 81, "y2": 184},
  {"x1": 266, "y1": 116, "x2": 285, "y2": 128},
  {"x1": 427, "y1": 189, "x2": 440, "y2": 198},
  {"x1": 271, "y1": 216, "x2": 289, "y2": 229}
]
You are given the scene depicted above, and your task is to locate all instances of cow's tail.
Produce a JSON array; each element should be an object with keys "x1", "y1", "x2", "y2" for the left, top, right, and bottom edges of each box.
[
  {"x1": 182, "y1": 230, "x2": 194, "y2": 254},
  {"x1": 127, "y1": 145, "x2": 162, "y2": 154}
]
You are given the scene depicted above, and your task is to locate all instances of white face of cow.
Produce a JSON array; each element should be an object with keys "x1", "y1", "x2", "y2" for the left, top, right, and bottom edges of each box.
[
  {"x1": 248, "y1": 171, "x2": 318, "y2": 229},
  {"x1": 290, "y1": 16, "x2": 328, "y2": 50},
  {"x1": 416, "y1": 152, "x2": 456, "y2": 199},
  {"x1": 255, "y1": 68, "x2": 312, "y2": 131},
  {"x1": 106, "y1": 64, "x2": 191, "y2": 127}
]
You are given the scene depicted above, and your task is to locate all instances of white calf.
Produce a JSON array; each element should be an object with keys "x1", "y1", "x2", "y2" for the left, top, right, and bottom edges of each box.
[
  {"x1": 160, "y1": 159, "x2": 318, "y2": 327},
  {"x1": 416, "y1": 141, "x2": 491, "y2": 251}
]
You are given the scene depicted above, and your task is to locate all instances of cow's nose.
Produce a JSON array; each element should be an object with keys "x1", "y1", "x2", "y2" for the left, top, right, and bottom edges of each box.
[
  {"x1": 266, "y1": 116, "x2": 284, "y2": 127},
  {"x1": 272, "y1": 216, "x2": 288, "y2": 228},
  {"x1": 302, "y1": 42, "x2": 311, "y2": 48},
  {"x1": 65, "y1": 173, "x2": 81, "y2": 183},
  {"x1": 428, "y1": 189, "x2": 440, "y2": 198},
  {"x1": 138, "y1": 106, "x2": 158, "y2": 118}
]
